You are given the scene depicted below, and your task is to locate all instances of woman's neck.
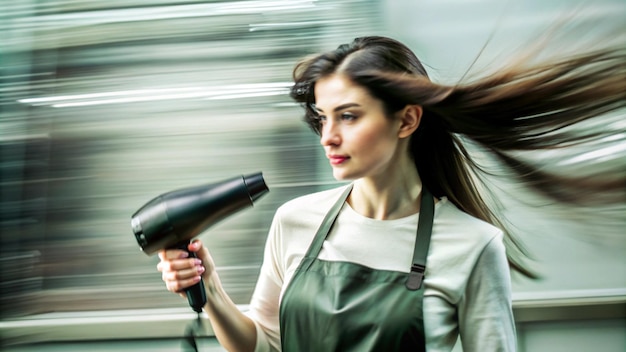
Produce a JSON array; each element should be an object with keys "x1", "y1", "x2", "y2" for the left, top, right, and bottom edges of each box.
[{"x1": 348, "y1": 165, "x2": 423, "y2": 221}]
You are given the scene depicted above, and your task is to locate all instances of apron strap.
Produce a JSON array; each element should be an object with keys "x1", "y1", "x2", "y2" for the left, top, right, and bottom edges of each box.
[
  {"x1": 300, "y1": 184, "x2": 353, "y2": 271},
  {"x1": 406, "y1": 186, "x2": 434, "y2": 290}
]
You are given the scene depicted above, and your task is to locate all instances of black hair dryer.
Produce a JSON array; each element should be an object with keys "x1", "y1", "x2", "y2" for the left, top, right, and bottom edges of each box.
[{"x1": 130, "y1": 172, "x2": 269, "y2": 312}]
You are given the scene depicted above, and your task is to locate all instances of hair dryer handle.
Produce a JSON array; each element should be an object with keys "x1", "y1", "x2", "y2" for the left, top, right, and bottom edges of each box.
[{"x1": 171, "y1": 240, "x2": 207, "y2": 313}]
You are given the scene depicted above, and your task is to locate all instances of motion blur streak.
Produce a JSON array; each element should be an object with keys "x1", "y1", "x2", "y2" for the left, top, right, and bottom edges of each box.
[
  {"x1": 1, "y1": 0, "x2": 625, "y2": 350},
  {"x1": 0, "y1": 0, "x2": 381, "y2": 324}
]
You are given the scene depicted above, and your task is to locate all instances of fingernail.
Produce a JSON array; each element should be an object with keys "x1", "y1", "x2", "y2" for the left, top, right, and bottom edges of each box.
[
  {"x1": 193, "y1": 276, "x2": 201, "y2": 282},
  {"x1": 194, "y1": 259, "x2": 202, "y2": 265},
  {"x1": 179, "y1": 252, "x2": 189, "y2": 258},
  {"x1": 197, "y1": 266, "x2": 205, "y2": 274}
]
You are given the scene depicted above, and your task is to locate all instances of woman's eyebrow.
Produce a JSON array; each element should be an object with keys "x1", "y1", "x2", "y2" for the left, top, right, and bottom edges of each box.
[{"x1": 314, "y1": 103, "x2": 361, "y2": 113}]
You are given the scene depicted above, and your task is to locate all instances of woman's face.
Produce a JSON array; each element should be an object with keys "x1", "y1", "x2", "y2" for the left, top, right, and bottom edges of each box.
[{"x1": 314, "y1": 74, "x2": 405, "y2": 181}]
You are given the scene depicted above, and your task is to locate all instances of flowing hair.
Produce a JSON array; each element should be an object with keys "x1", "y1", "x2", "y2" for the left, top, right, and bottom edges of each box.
[{"x1": 289, "y1": 36, "x2": 625, "y2": 278}]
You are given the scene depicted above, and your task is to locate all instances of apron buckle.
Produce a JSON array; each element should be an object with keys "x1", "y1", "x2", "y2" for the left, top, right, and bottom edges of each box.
[{"x1": 406, "y1": 264, "x2": 425, "y2": 290}]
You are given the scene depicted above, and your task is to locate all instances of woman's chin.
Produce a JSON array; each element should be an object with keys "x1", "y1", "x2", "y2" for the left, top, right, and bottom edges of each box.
[{"x1": 332, "y1": 170, "x2": 358, "y2": 182}]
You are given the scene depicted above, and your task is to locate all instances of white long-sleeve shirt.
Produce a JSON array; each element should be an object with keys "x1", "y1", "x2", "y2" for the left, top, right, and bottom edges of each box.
[{"x1": 245, "y1": 185, "x2": 516, "y2": 351}]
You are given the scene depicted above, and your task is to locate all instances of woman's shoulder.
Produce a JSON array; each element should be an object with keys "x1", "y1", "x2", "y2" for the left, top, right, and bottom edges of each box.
[
  {"x1": 268, "y1": 184, "x2": 351, "y2": 248},
  {"x1": 426, "y1": 199, "x2": 508, "y2": 301},
  {"x1": 274, "y1": 183, "x2": 350, "y2": 221},
  {"x1": 435, "y1": 198, "x2": 503, "y2": 245}
]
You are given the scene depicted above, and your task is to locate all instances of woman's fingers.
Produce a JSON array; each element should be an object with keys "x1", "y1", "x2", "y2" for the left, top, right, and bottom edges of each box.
[
  {"x1": 158, "y1": 249, "x2": 189, "y2": 260},
  {"x1": 160, "y1": 262, "x2": 205, "y2": 281},
  {"x1": 157, "y1": 248, "x2": 207, "y2": 293},
  {"x1": 164, "y1": 274, "x2": 202, "y2": 293},
  {"x1": 157, "y1": 257, "x2": 202, "y2": 272},
  {"x1": 188, "y1": 240, "x2": 215, "y2": 271},
  {"x1": 161, "y1": 265, "x2": 204, "y2": 293},
  {"x1": 156, "y1": 241, "x2": 217, "y2": 296}
]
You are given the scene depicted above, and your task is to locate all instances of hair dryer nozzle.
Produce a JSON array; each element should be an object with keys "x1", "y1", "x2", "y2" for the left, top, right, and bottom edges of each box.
[
  {"x1": 244, "y1": 172, "x2": 269, "y2": 202},
  {"x1": 131, "y1": 172, "x2": 269, "y2": 255}
]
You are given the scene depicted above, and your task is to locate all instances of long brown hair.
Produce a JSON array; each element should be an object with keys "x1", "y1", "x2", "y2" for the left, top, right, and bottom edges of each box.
[{"x1": 289, "y1": 36, "x2": 625, "y2": 278}]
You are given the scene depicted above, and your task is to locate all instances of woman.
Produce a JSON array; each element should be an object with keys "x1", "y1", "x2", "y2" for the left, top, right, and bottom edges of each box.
[{"x1": 157, "y1": 36, "x2": 625, "y2": 351}]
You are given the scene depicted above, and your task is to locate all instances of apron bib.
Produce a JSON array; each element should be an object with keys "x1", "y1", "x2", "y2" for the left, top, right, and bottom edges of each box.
[{"x1": 279, "y1": 185, "x2": 435, "y2": 351}]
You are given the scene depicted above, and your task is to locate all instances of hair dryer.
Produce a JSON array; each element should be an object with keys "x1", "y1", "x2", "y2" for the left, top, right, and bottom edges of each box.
[{"x1": 130, "y1": 172, "x2": 269, "y2": 312}]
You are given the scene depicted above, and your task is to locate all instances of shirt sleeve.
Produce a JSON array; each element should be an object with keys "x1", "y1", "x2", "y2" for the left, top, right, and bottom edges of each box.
[
  {"x1": 245, "y1": 213, "x2": 284, "y2": 352},
  {"x1": 457, "y1": 233, "x2": 517, "y2": 352}
]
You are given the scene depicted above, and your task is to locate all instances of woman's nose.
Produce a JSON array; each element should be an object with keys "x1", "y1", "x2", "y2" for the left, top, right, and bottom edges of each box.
[{"x1": 320, "y1": 121, "x2": 340, "y2": 146}]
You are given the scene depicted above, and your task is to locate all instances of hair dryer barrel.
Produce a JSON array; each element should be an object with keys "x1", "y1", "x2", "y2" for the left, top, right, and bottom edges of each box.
[{"x1": 131, "y1": 172, "x2": 269, "y2": 255}]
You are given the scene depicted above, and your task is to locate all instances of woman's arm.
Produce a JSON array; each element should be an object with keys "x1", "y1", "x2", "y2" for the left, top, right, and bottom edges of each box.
[
  {"x1": 457, "y1": 234, "x2": 517, "y2": 352},
  {"x1": 158, "y1": 240, "x2": 257, "y2": 352}
]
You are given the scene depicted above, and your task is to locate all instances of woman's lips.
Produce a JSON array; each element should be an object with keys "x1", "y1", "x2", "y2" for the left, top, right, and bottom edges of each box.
[{"x1": 328, "y1": 155, "x2": 349, "y2": 165}]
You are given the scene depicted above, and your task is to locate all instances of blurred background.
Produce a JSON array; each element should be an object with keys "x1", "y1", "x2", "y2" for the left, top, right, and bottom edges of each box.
[{"x1": 1, "y1": 0, "x2": 624, "y2": 351}]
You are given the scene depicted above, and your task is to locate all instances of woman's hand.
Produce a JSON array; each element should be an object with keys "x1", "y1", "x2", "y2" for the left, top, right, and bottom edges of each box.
[
  {"x1": 157, "y1": 240, "x2": 258, "y2": 351},
  {"x1": 157, "y1": 239, "x2": 214, "y2": 297}
]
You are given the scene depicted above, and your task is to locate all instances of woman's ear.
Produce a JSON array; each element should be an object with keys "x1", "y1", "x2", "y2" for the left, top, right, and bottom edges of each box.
[{"x1": 397, "y1": 105, "x2": 423, "y2": 139}]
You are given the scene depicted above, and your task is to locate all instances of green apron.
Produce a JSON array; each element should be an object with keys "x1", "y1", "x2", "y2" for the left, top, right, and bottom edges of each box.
[{"x1": 279, "y1": 185, "x2": 435, "y2": 351}]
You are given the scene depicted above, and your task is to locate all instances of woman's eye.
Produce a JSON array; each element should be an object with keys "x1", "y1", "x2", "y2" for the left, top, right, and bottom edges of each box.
[{"x1": 341, "y1": 113, "x2": 357, "y2": 121}]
